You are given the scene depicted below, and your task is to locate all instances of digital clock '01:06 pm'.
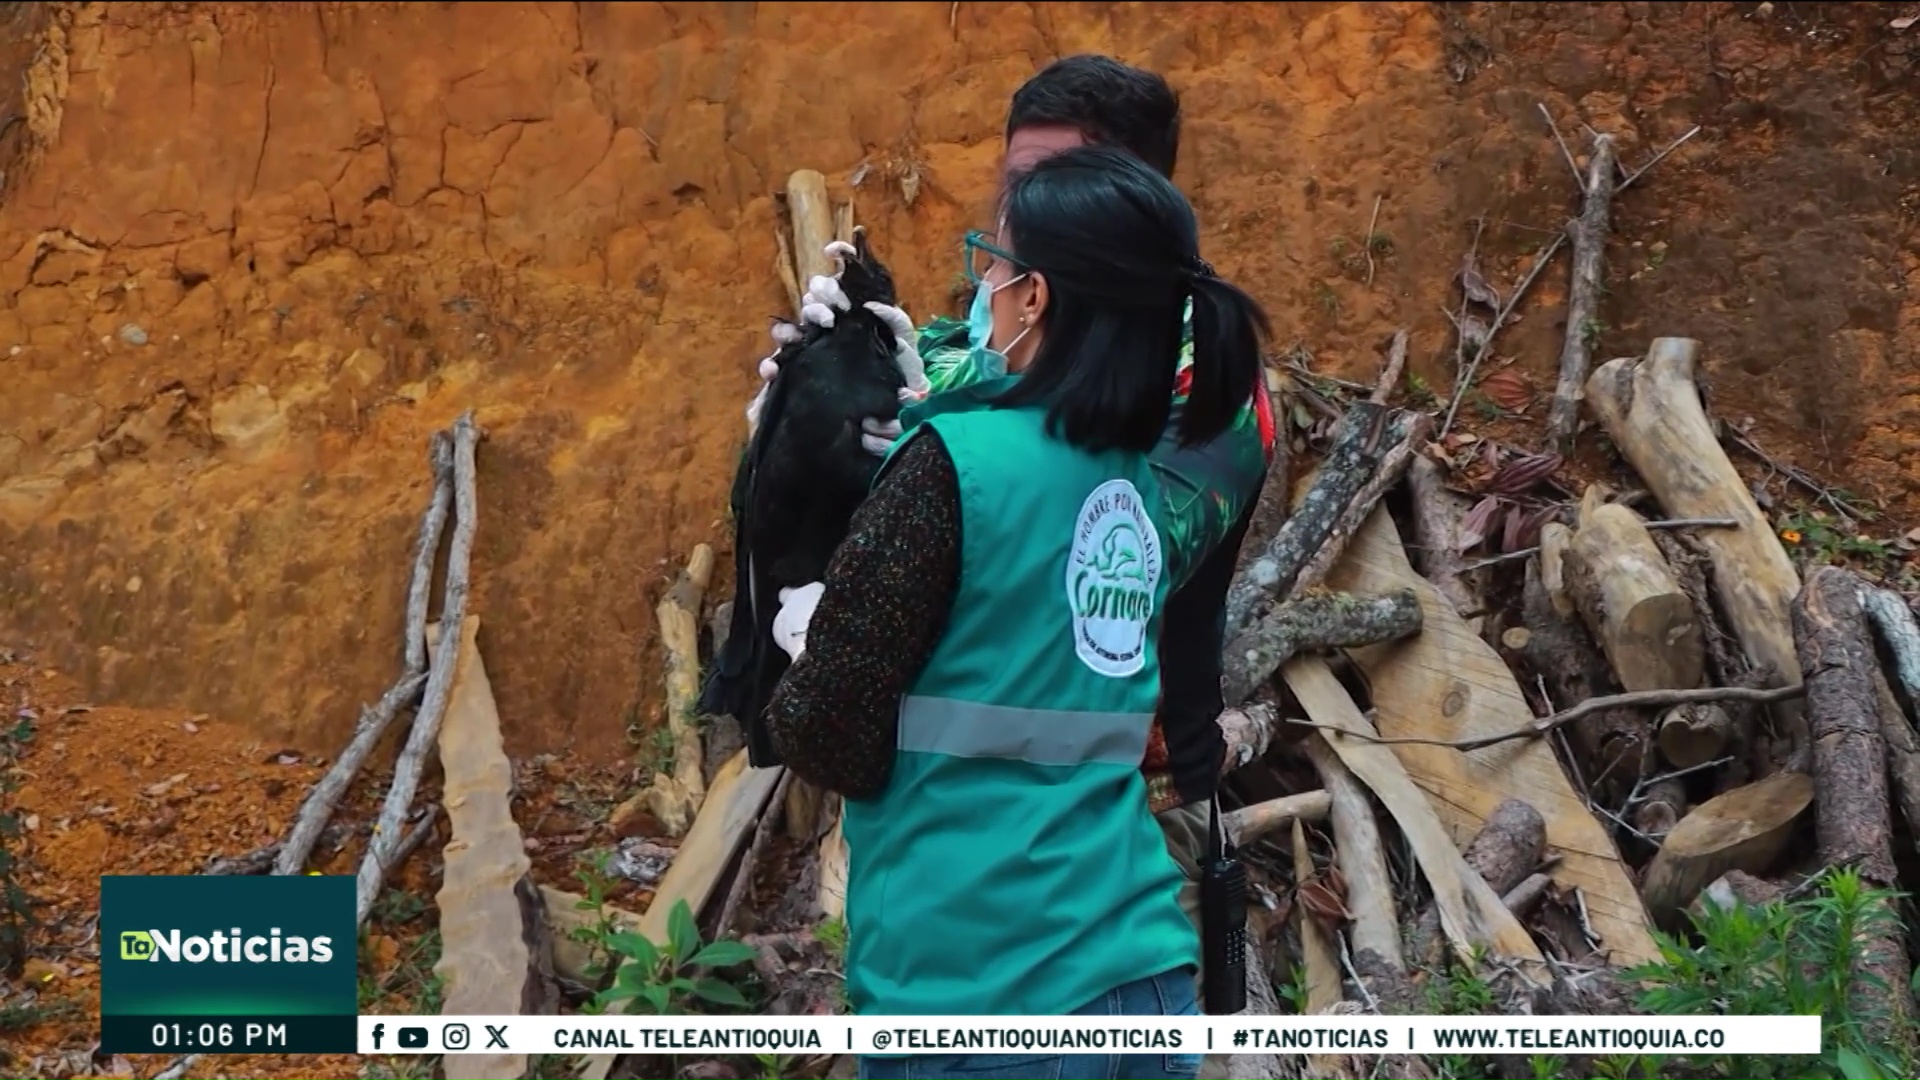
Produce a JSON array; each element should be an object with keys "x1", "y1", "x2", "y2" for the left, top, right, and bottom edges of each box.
[
  {"x1": 99, "y1": 1014, "x2": 360, "y2": 1054},
  {"x1": 146, "y1": 1020, "x2": 289, "y2": 1050}
]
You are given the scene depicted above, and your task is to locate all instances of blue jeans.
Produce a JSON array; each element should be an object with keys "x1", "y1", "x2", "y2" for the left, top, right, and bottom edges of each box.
[{"x1": 857, "y1": 967, "x2": 1202, "y2": 1080}]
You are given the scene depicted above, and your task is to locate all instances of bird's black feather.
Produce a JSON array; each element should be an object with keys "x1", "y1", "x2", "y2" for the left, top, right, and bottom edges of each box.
[{"x1": 699, "y1": 229, "x2": 907, "y2": 767}]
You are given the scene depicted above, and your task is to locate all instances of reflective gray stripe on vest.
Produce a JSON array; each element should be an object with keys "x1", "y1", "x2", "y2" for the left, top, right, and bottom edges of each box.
[{"x1": 897, "y1": 695, "x2": 1151, "y2": 766}]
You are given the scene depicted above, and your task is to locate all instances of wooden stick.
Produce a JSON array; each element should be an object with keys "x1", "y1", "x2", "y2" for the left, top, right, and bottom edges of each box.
[
  {"x1": 1617, "y1": 125, "x2": 1702, "y2": 194},
  {"x1": 643, "y1": 545, "x2": 715, "y2": 837},
  {"x1": 1221, "y1": 589, "x2": 1423, "y2": 706},
  {"x1": 1545, "y1": 132, "x2": 1616, "y2": 453},
  {"x1": 1793, "y1": 565, "x2": 1909, "y2": 1042},
  {"x1": 273, "y1": 434, "x2": 453, "y2": 876},
  {"x1": 1284, "y1": 657, "x2": 1546, "y2": 978},
  {"x1": 1457, "y1": 516, "x2": 1737, "y2": 574},
  {"x1": 1225, "y1": 403, "x2": 1390, "y2": 638},
  {"x1": 716, "y1": 769, "x2": 793, "y2": 939},
  {"x1": 1438, "y1": 231, "x2": 1565, "y2": 440},
  {"x1": 355, "y1": 412, "x2": 482, "y2": 927},
  {"x1": 1520, "y1": 557, "x2": 1645, "y2": 799},
  {"x1": 1304, "y1": 736, "x2": 1401, "y2": 973},
  {"x1": 1363, "y1": 196, "x2": 1384, "y2": 288},
  {"x1": 1292, "y1": 818, "x2": 1344, "y2": 1017},
  {"x1": 1502, "y1": 873, "x2": 1553, "y2": 917},
  {"x1": 1284, "y1": 684, "x2": 1804, "y2": 756},
  {"x1": 1291, "y1": 412, "x2": 1432, "y2": 599},
  {"x1": 1404, "y1": 455, "x2": 1486, "y2": 632},
  {"x1": 1870, "y1": 665, "x2": 1920, "y2": 858},
  {"x1": 1538, "y1": 103, "x2": 1584, "y2": 186},
  {"x1": 1862, "y1": 586, "x2": 1920, "y2": 711},
  {"x1": 1409, "y1": 798, "x2": 1545, "y2": 970},
  {"x1": 1369, "y1": 328, "x2": 1408, "y2": 404},
  {"x1": 787, "y1": 170, "x2": 838, "y2": 291},
  {"x1": 1222, "y1": 790, "x2": 1332, "y2": 846}
]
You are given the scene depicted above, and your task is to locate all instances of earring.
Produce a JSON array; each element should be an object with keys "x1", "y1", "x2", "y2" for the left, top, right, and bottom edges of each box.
[{"x1": 1020, "y1": 316, "x2": 1029, "y2": 325}]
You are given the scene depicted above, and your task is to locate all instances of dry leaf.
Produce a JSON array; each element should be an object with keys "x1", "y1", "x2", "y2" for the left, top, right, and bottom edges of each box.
[
  {"x1": 1479, "y1": 369, "x2": 1534, "y2": 411},
  {"x1": 1487, "y1": 452, "x2": 1564, "y2": 496},
  {"x1": 1297, "y1": 866, "x2": 1352, "y2": 933},
  {"x1": 1459, "y1": 496, "x2": 1504, "y2": 553},
  {"x1": 1893, "y1": 14, "x2": 1917, "y2": 30}
]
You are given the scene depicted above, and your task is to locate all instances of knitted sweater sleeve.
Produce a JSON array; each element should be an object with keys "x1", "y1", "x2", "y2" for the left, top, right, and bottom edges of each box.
[{"x1": 765, "y1": 430, "x2": 961, "y2": 799}]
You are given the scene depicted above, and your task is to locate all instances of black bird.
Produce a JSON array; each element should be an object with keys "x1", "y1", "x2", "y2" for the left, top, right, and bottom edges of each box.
[{"x1": 700, "y1": 227, "x2": 906, "y2": 767}]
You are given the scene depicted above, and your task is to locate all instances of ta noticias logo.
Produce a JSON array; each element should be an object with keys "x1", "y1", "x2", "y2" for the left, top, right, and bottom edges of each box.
[{"x1": 118, "y1": 927, "x2": 336, "y2": 964}]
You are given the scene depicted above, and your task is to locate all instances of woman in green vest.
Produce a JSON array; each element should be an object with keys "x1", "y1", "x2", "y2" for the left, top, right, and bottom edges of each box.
[{"x1": 765, "y1": 144, "x2": 1270, "y2": 1080}]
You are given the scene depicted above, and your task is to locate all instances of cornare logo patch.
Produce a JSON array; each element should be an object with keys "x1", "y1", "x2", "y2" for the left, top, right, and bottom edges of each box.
[{"x1": 118, "y1": 926, "x2": 335, "y2": 964}]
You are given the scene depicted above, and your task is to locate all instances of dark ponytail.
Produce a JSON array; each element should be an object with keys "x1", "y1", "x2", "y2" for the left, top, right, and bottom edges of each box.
[
  {"x1": 1179, "y1": 266, "x2": 1269, "y2": 447},
  {"x1": 993, "y1": 146, "x2": 1267, "y2": 455}
]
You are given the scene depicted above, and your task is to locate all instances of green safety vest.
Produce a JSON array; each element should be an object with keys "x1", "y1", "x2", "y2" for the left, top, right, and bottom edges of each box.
[{"x1": 841, "y1": 381, "x2": 1198, "y2": 1016}]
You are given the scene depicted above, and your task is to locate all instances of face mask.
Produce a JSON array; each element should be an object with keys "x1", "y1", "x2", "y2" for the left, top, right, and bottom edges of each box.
[{"x1": 966, "y1": 272, "x2": 1031, "y2": 366}]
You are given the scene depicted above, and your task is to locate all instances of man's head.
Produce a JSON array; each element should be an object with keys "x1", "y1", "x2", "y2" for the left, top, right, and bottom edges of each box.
[{"x1": 1004, "y1": 55, "x2": 1181, "y2": 181}]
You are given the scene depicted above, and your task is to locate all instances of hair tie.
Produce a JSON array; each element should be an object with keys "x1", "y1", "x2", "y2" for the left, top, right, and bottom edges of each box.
[{"x1": 1186, "y1": 256, "x2": 1216, "y2": 280}]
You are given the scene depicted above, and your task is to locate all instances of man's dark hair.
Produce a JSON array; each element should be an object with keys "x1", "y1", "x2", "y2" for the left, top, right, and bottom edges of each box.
[
  {"x1": 1006, "y1": 55, "x2": 1181, "y2": 178},
  {"x1": 990, "y1": 146, "x2": 1266, "y2": 455}
]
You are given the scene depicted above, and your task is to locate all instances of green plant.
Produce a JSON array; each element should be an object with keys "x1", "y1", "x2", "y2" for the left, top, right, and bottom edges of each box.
[
  {"x1": 1628, "y1": 866, "x2": 1912, "y2": 1079},
  {"x1": 0, "y1": 996, "x2": 79, "y2": 1032},
  {"x1": 1404, "y1": 371, "x2": 1439, "y2": 410},
  {"x1": 568, "y1": 851, "x2": 623, "y2": 988},
  {"x1": 1581, "y1": 318, "x2": 1607, "y2": 348},
  {"x1": 753, "y1": 1052, "x2": 800, "y2": 1079},
  {"x1": 1527, "y1": 1055, "x2": 1567, "y2": 1080},
  {"x1": 1424, "y1": 947, "x2": 1498, "y2": 1080},
  {"x1": 812, "y1": 916, "x2": 847, "y2": 961},
  {"x1": 1591, "y1": 1054, "x2": 1659, "y2": 1080},
  {"x1": 592, "y1": 899, "x2": 756, "y2": 1016},
  {"x1": 0, "y1": 711, "x2": 37, "y2": 978},
  {"x1": 1778, "y1": 510, "x2": 1893, "y2": 565}
]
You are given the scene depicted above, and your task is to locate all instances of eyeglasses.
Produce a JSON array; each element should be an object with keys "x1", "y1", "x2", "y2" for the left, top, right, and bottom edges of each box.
[{"x1": 963, "y1": 229, "x2": 1023, "y2": 286}]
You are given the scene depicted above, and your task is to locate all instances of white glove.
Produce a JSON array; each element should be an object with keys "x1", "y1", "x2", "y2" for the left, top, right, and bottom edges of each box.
[
  {"x1": 772, "y1": 582, "x2": 825, "y2": 662},
  {"x1": 744, "y1": 322, "x2": 802, "y2": 435}
]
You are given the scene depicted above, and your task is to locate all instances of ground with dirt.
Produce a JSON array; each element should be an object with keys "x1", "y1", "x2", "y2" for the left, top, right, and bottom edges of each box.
[{"x1": 1, "y1": 0, "x2": 1919, "y2": 1075}]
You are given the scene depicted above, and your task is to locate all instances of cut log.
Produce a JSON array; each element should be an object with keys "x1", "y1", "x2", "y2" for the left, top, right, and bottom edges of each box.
[
  {"x1": 1792, "y1": 566, "x2": 1909, "y2": 1042},
  {"x1": 1503, "y1": 873, "x2": 1553, "y2": 918},
  {"x1": 1652, "y1": 529, "x2": 1757, "y2": 787},
  {"x1": 1638, "y1": 770, "x2": 1813, "y2": 930},
  {"x1": 786, "y1": 169, "x2": 839, "y2": 296},
  {"x1": 580, "y1": 751, "x2": 786, "y2": 1080},
  {"x1": 1221, "y1": 589, "x2": 1423, "y2": 705},
  {"x1": 1225, "y1": 403, "x2": 1392, "y2": 638},
  {"x1": 1873, "y1": 665, "x2": 1920, "y2": 854},
  {"x1": 1410, "y1": 798, "x2": 1545, "y2": 970},
  {"x1": 1303, "y1": 736, "x2": 1400, "y2": 973},
  {"x1": 1283, "y1": 656, "x2": 1546, "y2": 980},
  {"x1": 1863, "y1": 586, "x2": 1920, "y2": 718},
  {"x1": 1521, "y1": 558, "x2": 1646, "y2": 797},
  {"x1": 716, "y1": 770, "x2": 793, "y2": 939},
  {"x1": 1585, "y1": 339, "x2": 1804, "y2": 750},
  {"x1": 1655, "y1": 703, "x2": 1730, "y2": 771},
  {"x1": 1322, "y1": 507, "x2": 1660, "y2": 967},
  {"x1": 1630, "y1": 777, "x2": 1688, "y2": 842},
  {"x1": 1562, "y1": 490, "x2": 1704, "y2": 693},
  {"x1": 1406, "y1": 455, "x2": 1488, "y2": 633},
  {"x1": 1545, "y1": 132, "x2": 1616, "y2": 453},
  {"x1": 1223, "y1": 790, "x2": 1332, "y2": 847},
  {"x1": 434, "y1": 615, "x2": 549, "y2": 1080},
  {"x1": 644, "y1": 545, "x2": 714, "y2": 838}
]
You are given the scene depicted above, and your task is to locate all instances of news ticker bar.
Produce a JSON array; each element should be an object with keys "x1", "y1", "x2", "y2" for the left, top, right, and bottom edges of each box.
[{"x1": 356, "y1": 1015, "x2": 1822, "y2": 1057}]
